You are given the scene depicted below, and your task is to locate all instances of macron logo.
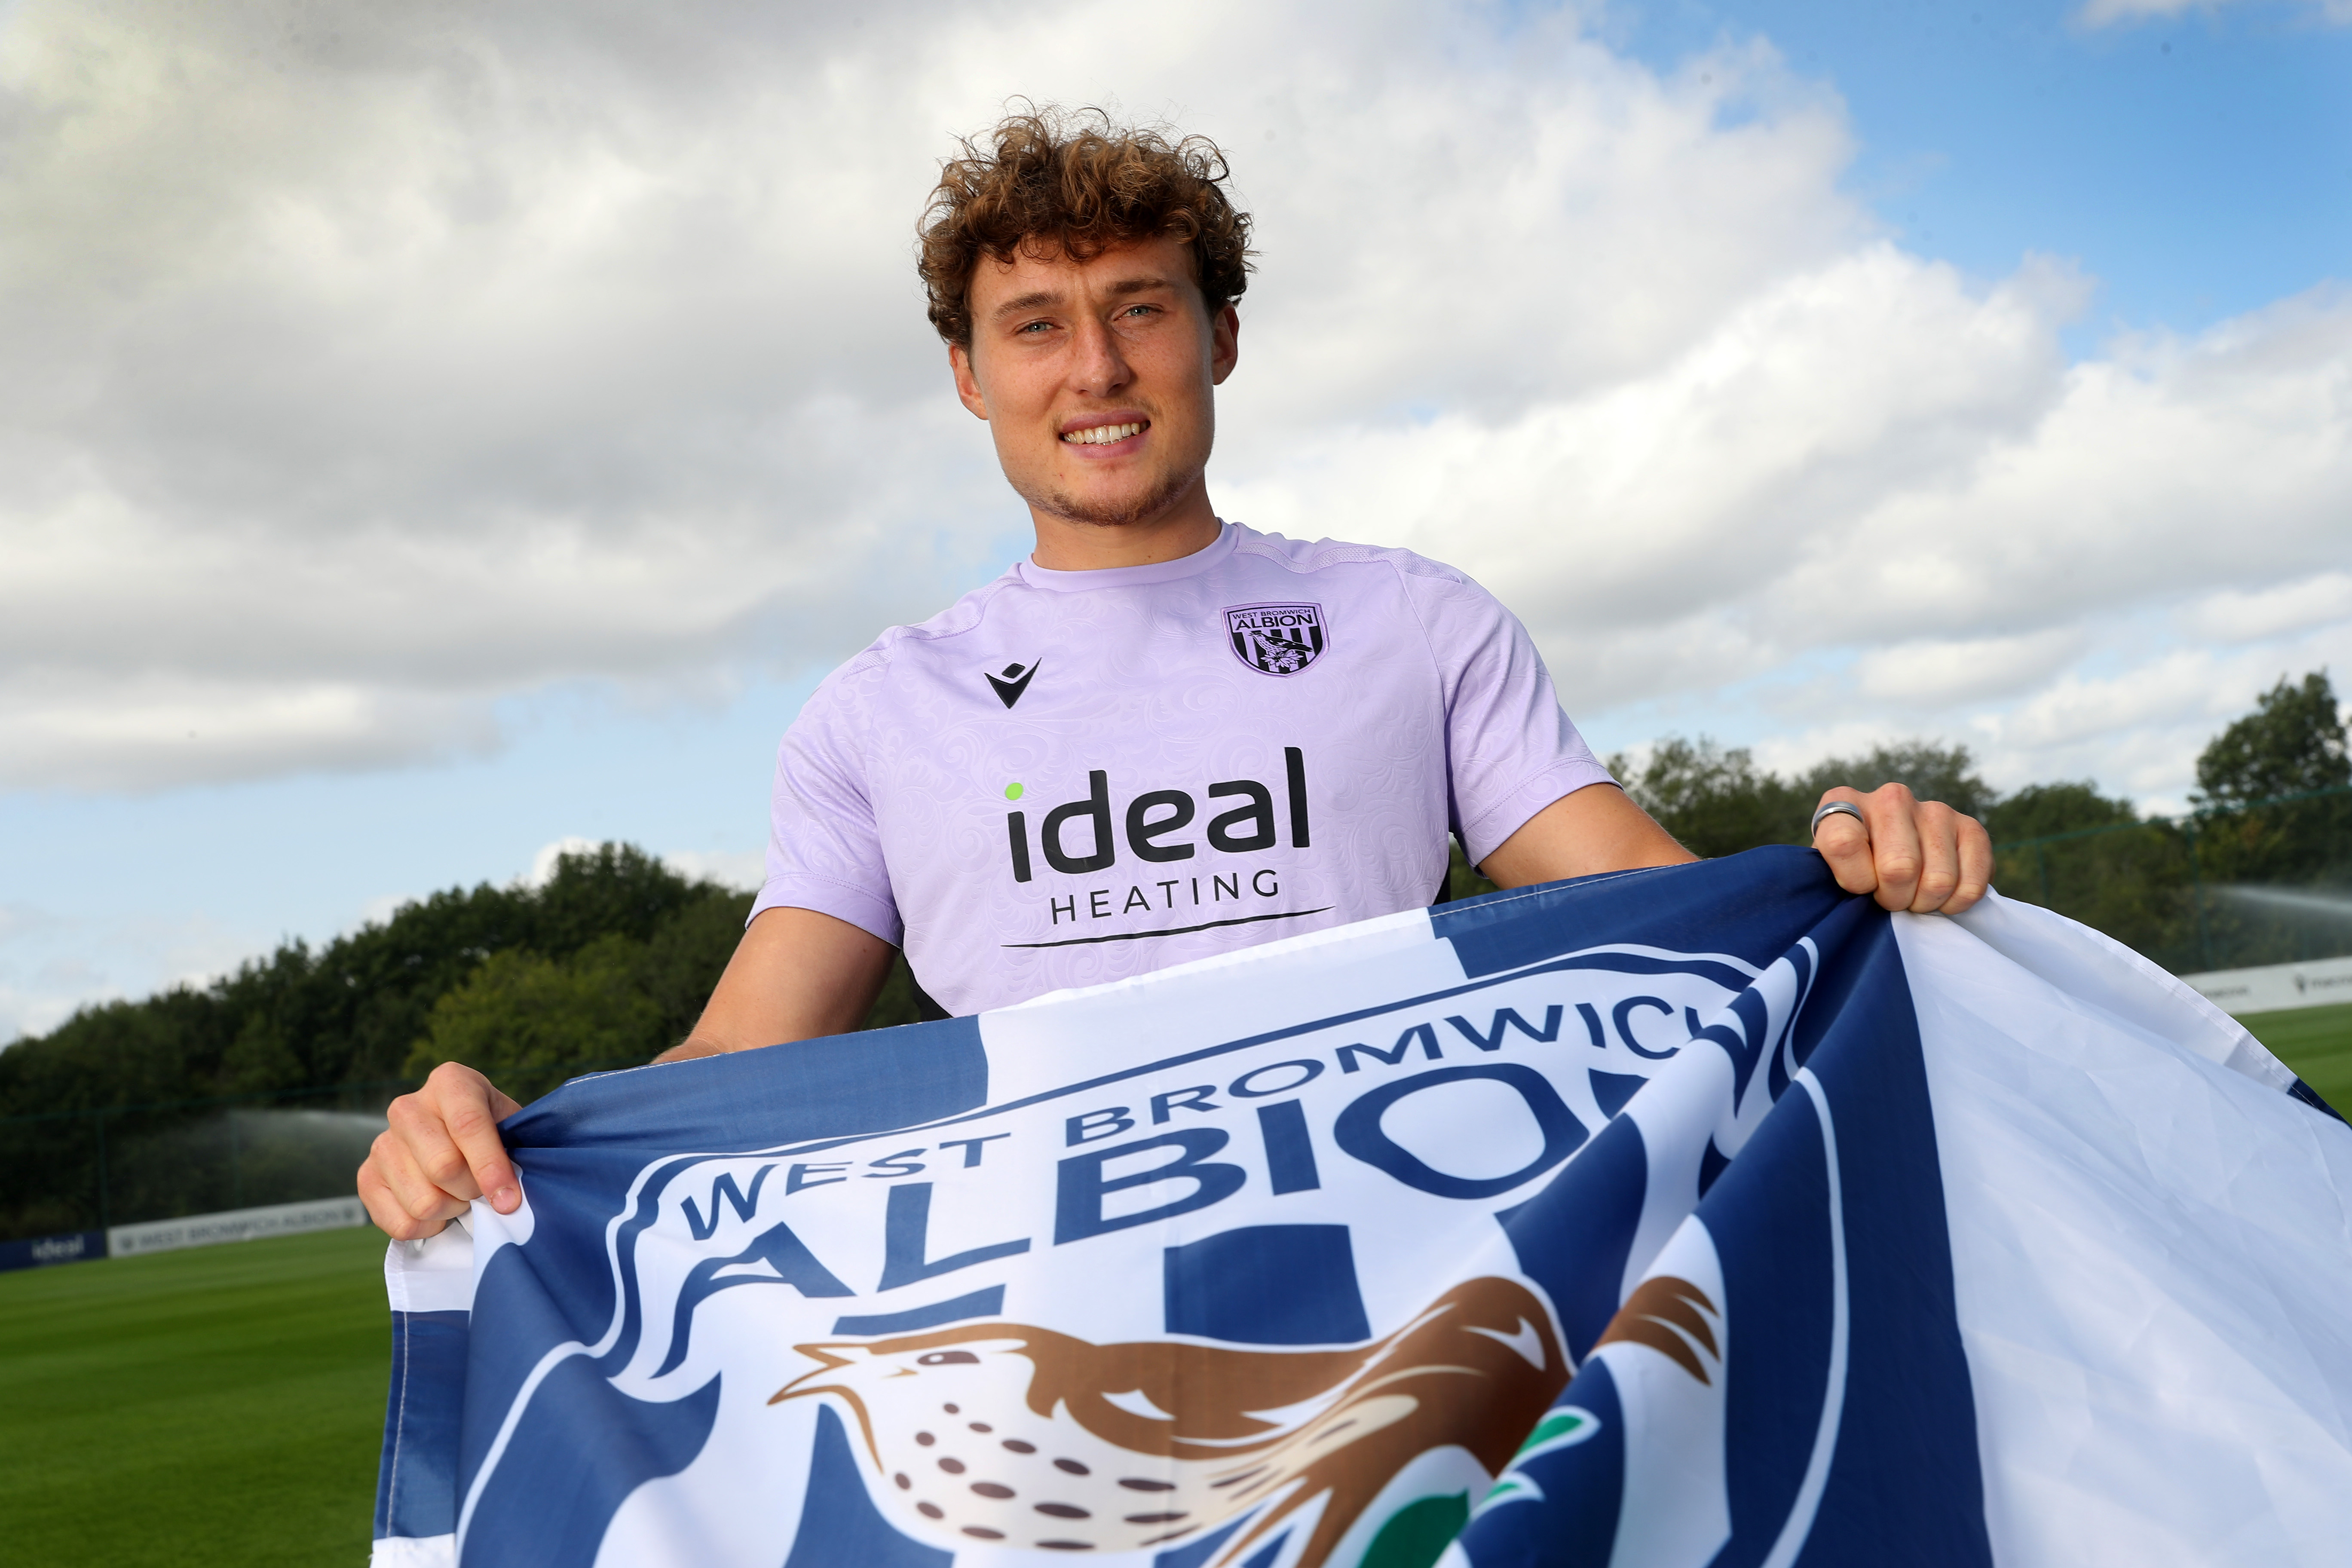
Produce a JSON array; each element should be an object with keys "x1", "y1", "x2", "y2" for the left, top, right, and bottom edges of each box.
[{"x1": 986, "y1": 659, "x2": 1041, "y2": 710}]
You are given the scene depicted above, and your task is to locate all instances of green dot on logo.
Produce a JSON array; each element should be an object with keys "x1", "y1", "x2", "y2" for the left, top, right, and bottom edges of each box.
[{"x1": 1005, "y1": 782, "x2": 1024, "y2": 801}]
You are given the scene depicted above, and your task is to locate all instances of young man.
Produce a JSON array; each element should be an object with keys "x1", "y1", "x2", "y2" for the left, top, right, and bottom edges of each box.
[{"x1": 359, "y1": 112, "x2": 1990, "y2": 1241}]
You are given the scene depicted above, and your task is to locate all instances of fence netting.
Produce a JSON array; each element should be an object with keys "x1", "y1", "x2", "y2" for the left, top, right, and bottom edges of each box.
[
  {"x1": 1992, "y1": 784, "x2": 2352, "y2": 974},
  {"x1": 0, "y1": 1083, "x2": 405, "y2": 1244}
]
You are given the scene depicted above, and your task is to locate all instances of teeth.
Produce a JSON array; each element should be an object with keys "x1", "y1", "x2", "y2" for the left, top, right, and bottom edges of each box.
[{"x1": 1063, "y1": 422, "x2": 1143, "y2": 445}]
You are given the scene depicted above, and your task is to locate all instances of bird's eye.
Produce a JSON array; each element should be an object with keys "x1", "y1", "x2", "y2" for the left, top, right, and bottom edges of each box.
[{"x1": 918, "y1": 1351, "x2": 980, "y2": 1366}]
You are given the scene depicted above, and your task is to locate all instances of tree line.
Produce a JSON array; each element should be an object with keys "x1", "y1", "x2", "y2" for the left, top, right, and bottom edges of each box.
[
  {"x1": 4, "y1": 674, "x2": 2345, "y2": 1132},
  {"x1": 0, "y1": 843, "x2": 934, "y2": 1132},
  {"x1": 1599, "y1": 671, "x2": 2351, "y2": 975}
]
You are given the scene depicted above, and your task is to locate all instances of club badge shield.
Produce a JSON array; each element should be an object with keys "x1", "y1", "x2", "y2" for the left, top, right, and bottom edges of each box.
[{"x1": 1225, "y1": 603, "x2": 1329, "y2": 677}]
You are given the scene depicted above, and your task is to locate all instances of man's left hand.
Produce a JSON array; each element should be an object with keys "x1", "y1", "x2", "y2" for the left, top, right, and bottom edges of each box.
[{"x1": 1811, "y1": 784, "x2": 1992, "y2": 915}]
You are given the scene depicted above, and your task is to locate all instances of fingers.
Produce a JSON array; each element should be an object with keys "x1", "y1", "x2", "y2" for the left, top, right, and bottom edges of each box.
[
  {"x1": 356, "y1": 1062, "x2": 522, "y2": 1239},
  {"x1": 1946, "y1": 812, "x2": 1994, "y2": 914},
  {"x1": 358, "y1": 1142, "x2": 464, "y2": 1240},
  {"x1": 427, "y1": 1063, "x2": 523, "y2": 1214},
  {"x1": 1903, "y1": 802, "x2": 1960, "y2": 914},
  {"x1": 1811, "y1": 783, "x2": 1994, "y2": 915},
  {"x1": 1855, "y1": 786, "x2": 1924, "y2": 911},
  {"x1": 1810, "y1": 787, "x2": 1878, "y2": 896}
]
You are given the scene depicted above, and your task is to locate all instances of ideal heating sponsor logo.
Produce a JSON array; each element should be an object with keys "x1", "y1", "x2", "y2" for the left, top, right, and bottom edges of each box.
[{"x1": 999, "y1": 747, "x2": 1322, "y2": 948}]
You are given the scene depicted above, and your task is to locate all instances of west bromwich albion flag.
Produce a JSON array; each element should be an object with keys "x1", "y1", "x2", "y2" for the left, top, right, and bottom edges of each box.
[{"x1": 371, "y1": 848, "x2": 2352, "y2": 1568}]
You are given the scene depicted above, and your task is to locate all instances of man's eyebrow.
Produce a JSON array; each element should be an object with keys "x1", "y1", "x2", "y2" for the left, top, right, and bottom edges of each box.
[
  {"x1": 989, "y1": 276, "x2": 1179, "y2": 321},
  {"x1": 992, "y1": 289, "x2": 1062, "y2": 319}
]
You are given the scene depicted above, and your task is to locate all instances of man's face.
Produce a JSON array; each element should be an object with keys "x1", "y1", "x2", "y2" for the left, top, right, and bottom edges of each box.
[{"x1": 950, "y1": 235, "x2": 1240, "y2": 529}]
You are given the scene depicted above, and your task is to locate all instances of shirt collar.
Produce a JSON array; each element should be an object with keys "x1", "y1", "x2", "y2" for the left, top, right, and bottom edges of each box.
[{"x1": 1013, "y1": 520, "x2": 1241, "y2": 593}]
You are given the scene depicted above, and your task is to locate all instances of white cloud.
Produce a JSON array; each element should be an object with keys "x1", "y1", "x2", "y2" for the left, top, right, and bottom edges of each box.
[
  {"x1": 664, "y1": 848, "x2": 766, "y2": 892},
  {"x1": 0, "y1": 0, "x2": 2345, "y2": 826},
  {"x1": 1854, "y1": 631, "x2": 2089, "y2": 707},
  {"x1": 2181, "y1": 574, "x2": 2352, "y2": 644},
  {"x1": 1968, "y1": 620, "x2": 2352, "y2": 803},
  {"x1": 0, "y1": 0, "x2": 1871, "y2": 790},
  {"x1": 2077, "y1": 0, "x2": 2352, "y2": 27},
  {"x1": 0, "y1": 0, "x2": 1026, "y2": 790},
  {"x1": 1223, "y1": 246, "x2": 2089, "y2": 685},
  {"x1": 1225, "y1": 241, "x2": 2352, "y2": 803}
]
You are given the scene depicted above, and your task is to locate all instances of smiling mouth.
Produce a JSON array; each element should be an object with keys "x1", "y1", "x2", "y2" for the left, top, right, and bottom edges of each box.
[{"x1": 1061, "y1": 420, "x2": 1146, "y2": 446}]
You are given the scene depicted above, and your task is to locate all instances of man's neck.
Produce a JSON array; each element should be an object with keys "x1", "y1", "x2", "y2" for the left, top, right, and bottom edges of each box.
[{"x1": 1028, "y1": 487, "x2": 1224, "y2": 572}]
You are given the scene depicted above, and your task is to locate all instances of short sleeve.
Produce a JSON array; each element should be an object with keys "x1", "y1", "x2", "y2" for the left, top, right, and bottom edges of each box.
[
  {"x1": 750, "y1": 661, "x2": 905, "y2": 945},
  {"x1": 1400, "y1": 562, "x2": 1617, "y2": 865}
]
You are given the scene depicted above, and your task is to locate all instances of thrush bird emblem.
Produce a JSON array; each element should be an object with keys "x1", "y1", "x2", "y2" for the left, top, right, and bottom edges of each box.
[{"x1": 773, "y1": 1274, "x2": 1574, "y2": 1565}]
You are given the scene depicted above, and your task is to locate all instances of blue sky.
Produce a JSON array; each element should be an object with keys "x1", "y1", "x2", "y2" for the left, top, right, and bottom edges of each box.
[
  {"x1": 1620, "y1": 0, "x2": 2352, "y2": 341},
  {"x1": 2, "y1": 0, "x2": 2347, "y2": 1040}
]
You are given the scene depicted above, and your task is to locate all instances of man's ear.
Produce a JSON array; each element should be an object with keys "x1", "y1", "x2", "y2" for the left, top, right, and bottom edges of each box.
[
  {"x1": 1209, "y1": 303, "x2": 1240, "y2": 387},
  {"x1": 949, "y1": 341, "x2": 990, "y2": 420}
]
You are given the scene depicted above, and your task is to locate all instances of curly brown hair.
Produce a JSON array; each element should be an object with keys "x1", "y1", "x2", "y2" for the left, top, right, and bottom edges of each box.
[{"x1": 918, "y1": 106, "x2": 1255, "y2": 346}]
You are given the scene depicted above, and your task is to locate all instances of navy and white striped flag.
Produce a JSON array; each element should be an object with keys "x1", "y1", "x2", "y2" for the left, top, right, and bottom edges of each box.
[{"x1": 371, "y1": 848, "x2": 2352, "y2": 1568}]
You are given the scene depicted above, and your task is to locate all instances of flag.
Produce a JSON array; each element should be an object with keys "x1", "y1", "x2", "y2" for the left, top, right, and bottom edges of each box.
[{"x1": 370, "y1": 848, "x2": 2352, "y2": 1568}]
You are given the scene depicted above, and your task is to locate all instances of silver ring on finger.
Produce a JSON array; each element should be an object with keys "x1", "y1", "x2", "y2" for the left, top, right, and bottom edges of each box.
[{"x1": 1810, "y1": 800, "x2": 1866, "y2": 838}]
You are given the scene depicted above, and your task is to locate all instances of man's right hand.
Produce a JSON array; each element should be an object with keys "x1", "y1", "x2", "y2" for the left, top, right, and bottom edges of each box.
[
  {"x1": 358, "y1": 1062, "x2": 523, "y2": 1240},
  {"x1": 356, "y1": 907, "x2": 897, "y2": 1238}
]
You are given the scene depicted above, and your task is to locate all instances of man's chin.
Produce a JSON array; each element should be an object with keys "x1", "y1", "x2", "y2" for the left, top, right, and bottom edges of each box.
[{"x1": 1027, "y1": 471, "x2": 1200, "y2": 530}]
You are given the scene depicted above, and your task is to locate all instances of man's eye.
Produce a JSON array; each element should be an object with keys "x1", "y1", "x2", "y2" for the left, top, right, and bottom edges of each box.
[
  {"x1": 1016, "y1": 320, "x2": 1054, "y2": 334},
  {"x1": 1118, "y1": 304, "x2": 1158, "y2": 319}
]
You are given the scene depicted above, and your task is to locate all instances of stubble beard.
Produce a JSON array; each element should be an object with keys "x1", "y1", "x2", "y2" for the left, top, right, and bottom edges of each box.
[{"x1": 1023, "y1": 462, "x2": 1203, "y2": 528}]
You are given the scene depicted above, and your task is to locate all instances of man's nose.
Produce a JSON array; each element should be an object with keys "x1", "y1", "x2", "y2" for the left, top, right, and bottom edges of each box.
[{"x1": 1066, "y1": 313, "x2": 1133, "y2": 398}]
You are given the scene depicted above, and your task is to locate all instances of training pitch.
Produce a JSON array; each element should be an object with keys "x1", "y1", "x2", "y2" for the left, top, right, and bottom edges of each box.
[
  {"x1": 0, "y1": 1222, "x2": 387, "y2": 1566},
  {"x1": 0, "y1": 1005, "x2": 2343, "y2": 1565},
  {"x1": 2245, "y1": 1001, "x2": 2352, "y2": 1119}
]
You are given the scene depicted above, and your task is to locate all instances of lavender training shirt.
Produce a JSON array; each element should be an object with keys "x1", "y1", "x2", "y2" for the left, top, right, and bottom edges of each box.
[{"x1": 754, "y1": 522, "x2": 1614, "y2": 1016}]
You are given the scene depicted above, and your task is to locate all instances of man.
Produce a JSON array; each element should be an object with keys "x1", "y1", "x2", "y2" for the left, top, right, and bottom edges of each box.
[{"x1": 359, "y1": 110, "x2": 1989, "y2": 1241}]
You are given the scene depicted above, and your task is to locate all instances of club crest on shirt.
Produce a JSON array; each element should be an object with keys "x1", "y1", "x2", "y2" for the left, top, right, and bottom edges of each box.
[{"x1": 1225, "y1": 602, "x2": 1328, "y2": 676}]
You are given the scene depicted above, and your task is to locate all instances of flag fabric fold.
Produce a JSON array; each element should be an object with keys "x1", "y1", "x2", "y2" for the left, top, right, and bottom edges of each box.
[{"x1": 371, "y1": 848, "x2": 2352, "y2": 1568}]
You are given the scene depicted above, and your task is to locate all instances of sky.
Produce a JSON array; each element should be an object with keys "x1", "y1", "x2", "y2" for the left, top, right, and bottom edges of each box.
[{"x1": 3, "y1": 0, "x2": 2348, "y2": 1041}]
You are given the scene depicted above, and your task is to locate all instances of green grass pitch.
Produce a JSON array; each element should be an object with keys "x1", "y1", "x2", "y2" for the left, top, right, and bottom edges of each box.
[
  {"x1": 2244, "y1": 1000, "x2": 2352, "y2": 1118},
  {"x1": 0, "y1": 1224, "x2": 389, "y2": 1566},
  {"x1": 0, "y1": 1005, "x2": 2342, "y2": 1565}
]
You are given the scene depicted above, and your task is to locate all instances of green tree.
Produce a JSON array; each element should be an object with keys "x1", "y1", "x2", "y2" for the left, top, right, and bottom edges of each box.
[
  {"x1": 863, "y1": 954, "x2": 932, "y2": 1030},
  {"x1": 0, "y1": 845, "x2": 742, "y2": 1116},
  {"x1": 1986, "y1": 782, "x2": 2195, "y2": 963},
  {"x1": 220, "y1": 1012, "x2": 306, "y2": 1096},
  {"x1": 2193, "y1": 671, "x2": 2352, "y2": 894},
  {"x1": 1616, "y1": 738, "x2": 1809, "y2": 858},
  {"x1": 526, "y1": 843, "x2": 718, "y2": 957},
  {"x1": 2194, "y1": 671, "x2": 2350, "y2": 805},
  {"x1": 0, "y1": 842, "x2": 955, "y2": 1237},
  {"x1": 639, "y1": 889, "x2": 759, "y2": 1045},
  {"x1": 2184, "y1": 671, "x2": 2352, "y2": 968},
  {"x1": 1610, "y1": 735, "x2": 1991, "y2": 860},
  {"x1": 404, "y1": 936, "x2": 668, "y2": 1102},
  {"x1": 1793, "y1": 741, "x2": 1996, "y2": 821}
]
